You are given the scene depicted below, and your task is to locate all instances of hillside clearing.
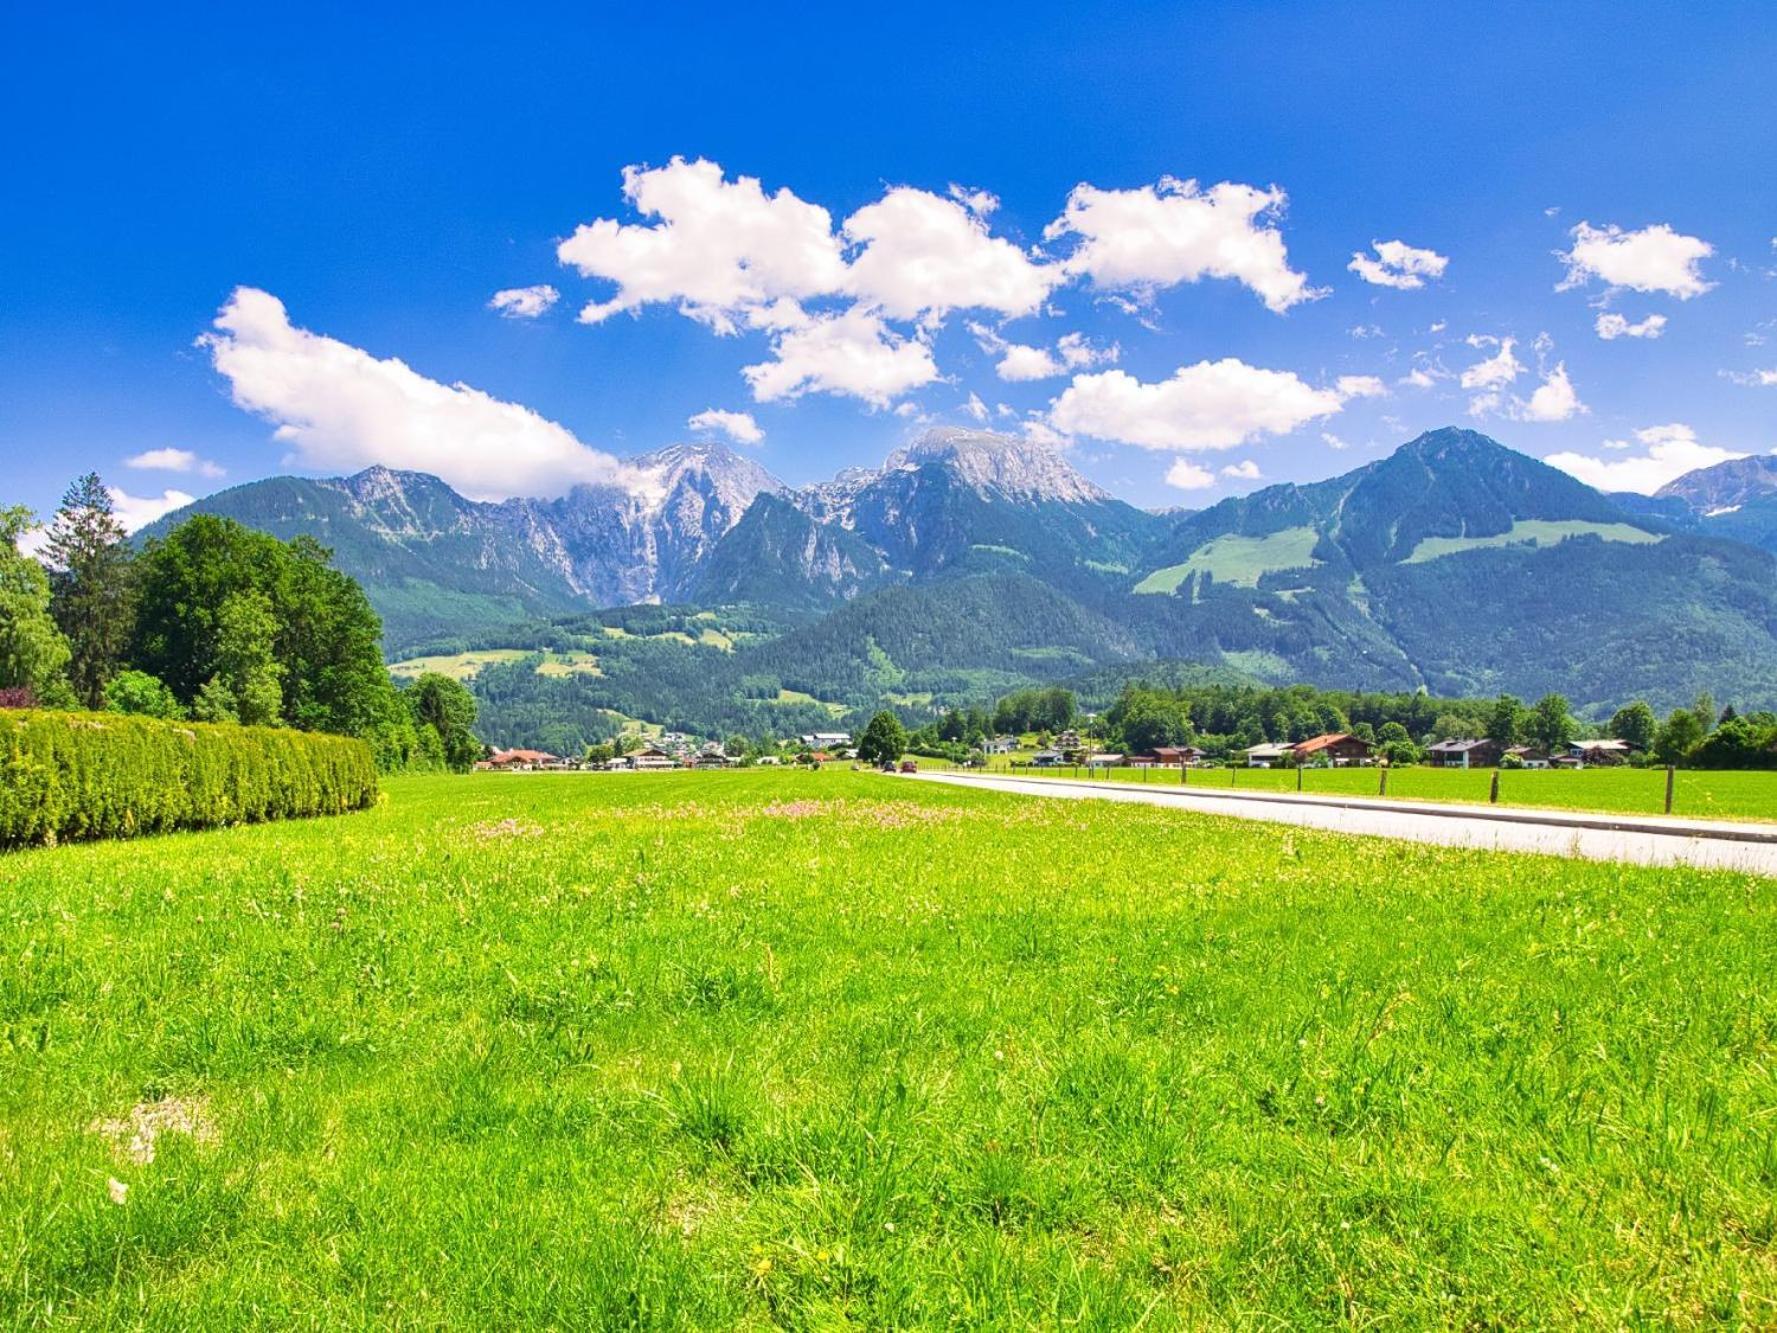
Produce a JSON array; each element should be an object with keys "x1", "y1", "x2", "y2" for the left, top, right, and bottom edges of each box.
[
  {"x1": 3, "y1": 772, "x2": 1774, "y2": 1325},
  {"x1": 1134, "y1": 526, "x2": 1322, "y2": 594},
  {"x1": 1403, "y1": 519, "x2": 1663, "y2": 563}
]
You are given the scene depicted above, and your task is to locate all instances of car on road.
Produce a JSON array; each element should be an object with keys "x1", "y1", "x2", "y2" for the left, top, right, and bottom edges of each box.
[{"x1": 900, "y1": 759, "x2": 919, "y2": 773}]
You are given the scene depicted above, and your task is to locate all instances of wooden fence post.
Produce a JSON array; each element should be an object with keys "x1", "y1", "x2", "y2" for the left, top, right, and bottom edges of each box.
[
  {"x1": 1379, "y1": 765, "x2": 1388, "y2": 798},
  {"x1": 1297, "y1": 766, "x2": 1303, "y2": 792},
  {"x1": 1665, "y1": 765, "x2": 1675, "y2": 815},
  {"x1": 1489, "y1": 769, "x2": 1500, "y2": 804}
]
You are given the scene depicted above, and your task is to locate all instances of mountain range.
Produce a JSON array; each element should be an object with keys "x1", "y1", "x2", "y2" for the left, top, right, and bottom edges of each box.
[{"x1": 144, "y1": 426, "x2": 1777, "y2": 719}]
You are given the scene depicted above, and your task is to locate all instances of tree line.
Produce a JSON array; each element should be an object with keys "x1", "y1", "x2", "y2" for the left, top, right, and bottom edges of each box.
[
  {"x1": 981, "y1": 681, "x2": 1771, "y2": 769},
  {"x1": 1, "y1": 475, "x2": 481, "y2": 770}
]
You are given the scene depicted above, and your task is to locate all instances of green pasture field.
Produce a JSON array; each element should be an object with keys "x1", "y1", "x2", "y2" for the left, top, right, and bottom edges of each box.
[
  {"x1": 3, "y1": 771, "x2": 1774, "y2": 1325},
  {"x1": 988, "y1": 758, "x2": 1777, "y2": 823}
]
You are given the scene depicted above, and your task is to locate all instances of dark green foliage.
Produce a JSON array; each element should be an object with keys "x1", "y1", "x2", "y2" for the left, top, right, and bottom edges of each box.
[
  {"x1": 44, "y1": 474, "x2": 136, "y2": 707},
  {"x1": 857, "y1": 710, "x2": 907, "y2": 764},
  {"x1": 1655, "y1": 709, "x2": 1707, "y2": 764},
  {"x1": 0, "y1": 508, "x2": 74, "y2": 704},
  {"x1": 991, "y1": 687, "x2": 1077, "y2": 734},
  {"x1": 1609, "y1": 700, "x2": 1657, "y2": 751},
  {"x1": 1103, "y1": 688, "x2": 1191, "y2": 753},
  {"x1": 0, "y1": 709, "x2": 377, "y2": 848},
  {"x1": 404, "y1": 672, "x2": 482, "y2": 771},
  {"x1": 1525, "y1": 694, "x2": 1577, "y2": 753},
  {"x1": 1688, "y1": 715, "x2": 1777, "y2": 769},
  {"x1": 131, "y1": 516, "x2": 413, "y2": 764},
  {"x1": 1487, "y1": 694, "x2": 1526, "y2": 747}
]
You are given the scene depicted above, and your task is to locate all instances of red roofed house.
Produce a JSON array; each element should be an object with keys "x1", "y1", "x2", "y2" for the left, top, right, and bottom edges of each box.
[
  {"x1": 1289, "y1": 733, "x2": 1375, "y2": 766},
  {"x1": 486, "y1": 748, "x2": 560, "y2": 771}
]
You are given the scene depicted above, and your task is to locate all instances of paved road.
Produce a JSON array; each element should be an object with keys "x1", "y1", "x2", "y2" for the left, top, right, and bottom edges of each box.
[{"x1": 907, "y1": 771, "x2": 1777, "y2": 876}]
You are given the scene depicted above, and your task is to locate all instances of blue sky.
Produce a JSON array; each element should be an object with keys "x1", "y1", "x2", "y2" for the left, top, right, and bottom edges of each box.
[{"x1": 3, "y1": 2, "x2": 1774, "y2": 526}]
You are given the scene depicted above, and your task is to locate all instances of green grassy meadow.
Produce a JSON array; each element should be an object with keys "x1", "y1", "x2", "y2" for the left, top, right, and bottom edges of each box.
[
  {"x1": 4, "y1": 771, "x2": 1776, "y2": 1326},
  {"x1": 984, "y1": 758, "x2": 1777, "y2": 823}
]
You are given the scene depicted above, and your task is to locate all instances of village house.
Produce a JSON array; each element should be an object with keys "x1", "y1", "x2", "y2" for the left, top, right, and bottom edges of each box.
[
  {"x1": 1292, "y1": 733, "x2": 1376, "y2": 766},
  {"x1": 484, "y1": 748, "x2": 562, "y2": 771},
  {"x1": 1505, "y1": 745, "x2": 1551, "y2": 768},
  {"x1": 1426, "y1": 738, "x2": 1504, "y2": 769},
  {"x1": 1146, "y1": 745, "x2": 1205, "y2": 767},
  {"x1": 983, "y1": 735, "x2": 1018, "y2": 755},
  {"x1": 626, "y1": 746, "x2": 677, "y2": 771},
  {"x1": 798, "y1": 731, "x2": 852, "y2": 749},
  {"x1": 1242, "y1": 741, "x2": 1294, "y2": 768},
  {"x1": 693, "y1": 742, "x2": 735, "y2": 769},
  {"x1": 1029, "y1": 749, "x2": 1065, "y2": 768},
  {"x1": 1567, "y1": 738, "x2": 1631, "y2": 766}
]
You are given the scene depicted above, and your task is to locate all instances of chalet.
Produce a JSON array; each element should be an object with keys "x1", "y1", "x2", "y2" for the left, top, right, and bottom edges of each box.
[
  {"x1": 486, "y1": 748, "x2": 561, "y2": 771},
  {"x1": 627, "y1": 746, "x2": 677, "y2": 771},
  {"x1": 1243, "y1": 742, "x2": 1294, "y2": 768},
  {"x1": 1029, "y1": 749, "x2": 1065, "y2": 768},
  {"x1": 1427, "y1": 738, "x2": 1504, "y2": 769},
  {"x1": 693, "y1": 742, "x2": 735, "y2": 769},
  {"x1": 1084, "y1": 752, "x2": 1125, "y2": 768},
  {"x1": 799, "y1": 731, "x2": 852, "y2": 749},
  {"x1": 1505, "y1": 746, "x2": 1551, "y2": 769},
  {"x1": 1291, "y1": 733, "x2": 1375, "y2": 766},
  {"x1": 1148, "y1": 745, "x2": 1206, "y2": 767},
  {"x1": 983, "y1": 735, "x2": 1018, "y2": 755}
]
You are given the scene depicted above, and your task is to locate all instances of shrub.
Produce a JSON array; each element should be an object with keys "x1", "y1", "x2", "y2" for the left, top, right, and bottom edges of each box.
[{"x1": 0, "y1": 708, "x2": 378, "y2": 849}]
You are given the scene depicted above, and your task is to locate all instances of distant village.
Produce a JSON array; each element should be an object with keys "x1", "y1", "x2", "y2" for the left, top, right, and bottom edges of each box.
[{"x1": 476, "y1": 726, "x2": 1637, "y2": 773}]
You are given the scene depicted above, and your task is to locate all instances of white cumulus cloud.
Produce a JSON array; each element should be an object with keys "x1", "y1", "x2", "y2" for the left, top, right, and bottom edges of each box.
[
  {"x1": 488, "y1": 285, "x2": 560, "y2": 319},
  {"x1": 107, "y1": 486, "x2": 196, "y2": 532},
  {"x1": 1545, "y1": 423, "x2": 1745, "y2": 494},
  {"x1": 1595, "y1": 312, "x2": 1667, "y2": 340},
  {"x1": 842, "y1": 186, "x2": 1058, "y2": 321},
  {"x1": 686, "y1": 408, "x2": 763, "y2": 445},
  {"x1": 1164, "y1": 459, "x2": 1216, "y2": 490},
  {"x1": 741, "y1": 305, "x2": 938, "y2": 406},
  {"x1": 200, "y1": 287, "x2": 647, "y2": 501},
  {"x1": 124, "y1": 447, "x2": 225, "y2": 478},
  {"x1": 983, "y1": 328, "x2": 1118, "y2": 381},
  {"x1": 1514, "y1": 363, "x2": 1587, "y2": 422},
  {"x1": 1460, "y1": 336, "x2": 1524, "y2": 390},
  {"x1": 1558, "y1": 221, "x2": 1714, "y2": 299},
  {"x1": 557, "y1": 158, "x2": 848, "y2": 333},
  {"x1": 1722, "y1": 367, "x2": 1777, "y2": 387},
  {"x1": 1348, "y1": 239, "x2": 1448, "y2": 290},
  {"x1": 1045, "y1": 177, "x2": 1323, "y2": 313},
  {"x1": 1221, "y1": 459, "x2": 1262, "y2": 480},
  {"x1": 1049, "y1": 359, "x2": 1351, "y2": 451}
]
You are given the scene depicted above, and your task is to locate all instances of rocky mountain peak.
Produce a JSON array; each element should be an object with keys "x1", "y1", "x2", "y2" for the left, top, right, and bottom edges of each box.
[
  {"x1": 1654, "y1": 452, "x2": 1777, "y2": 511},
  {"x1": 884, "y1": 427, "x2": 1111, "y2": 504}
]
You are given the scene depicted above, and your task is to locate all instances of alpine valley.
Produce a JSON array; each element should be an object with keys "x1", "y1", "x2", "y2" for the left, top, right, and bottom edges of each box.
[{"x1": 143, "y1": 426, "x2": 1777, "y2": 748}]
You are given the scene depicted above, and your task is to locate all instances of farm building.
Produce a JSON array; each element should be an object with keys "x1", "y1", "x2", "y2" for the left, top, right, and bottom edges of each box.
[
  {"x1": 1565, "y1": 739, "x2": 1631, "y2": 767},
  {"x1": 1291, "y1": 733, "x2": 1375, "y2": 765},
  {"x1": 1243, "y1": 742, "x2": 1294, "y2": 768},
  {"x1": 1146, "y1": 745, "x2": 1206, "y2": 766},
  {"x1": 485, "y1": 748, "x2": 563, "y2": 771},
  {"x1": 1427, "y1": 738, "x2": 1504, "y2": 769}
]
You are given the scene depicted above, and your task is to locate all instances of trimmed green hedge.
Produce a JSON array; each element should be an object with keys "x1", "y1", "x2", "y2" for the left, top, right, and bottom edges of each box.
[{"x1": 0, "y1": 710, "x2": 378, "y2": 849}]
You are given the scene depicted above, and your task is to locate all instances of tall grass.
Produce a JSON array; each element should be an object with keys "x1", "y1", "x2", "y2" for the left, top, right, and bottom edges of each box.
[{"x1": 1, "y1": 771, "x2": 1772, "y2": 1325}]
